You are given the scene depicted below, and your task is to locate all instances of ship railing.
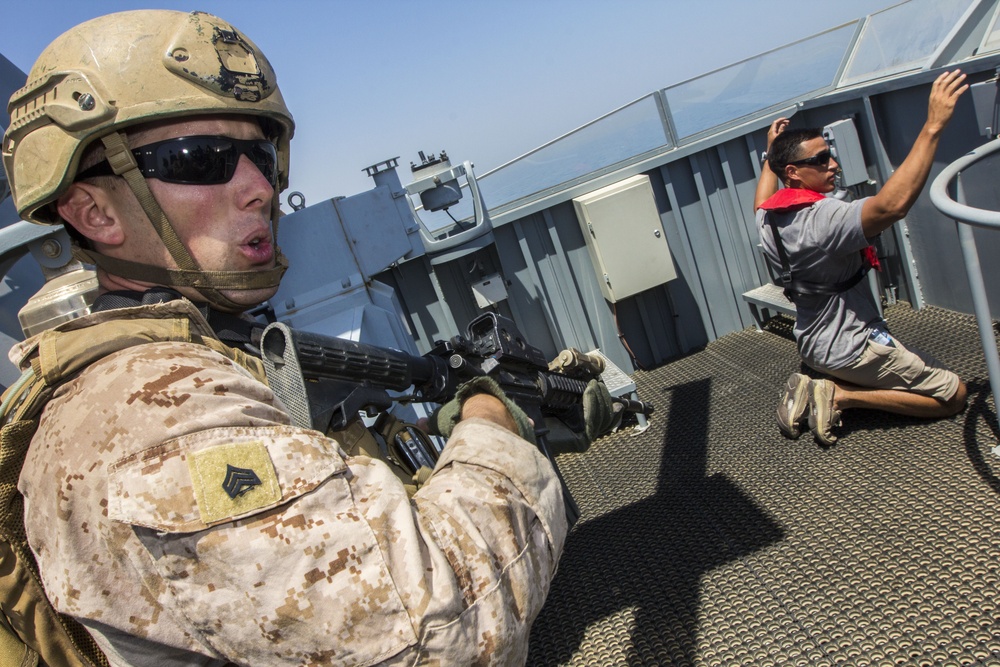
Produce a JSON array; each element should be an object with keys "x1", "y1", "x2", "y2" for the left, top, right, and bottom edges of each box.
[{"x1": 930, "y1": 136, "x2": 1000, "y2": 440}]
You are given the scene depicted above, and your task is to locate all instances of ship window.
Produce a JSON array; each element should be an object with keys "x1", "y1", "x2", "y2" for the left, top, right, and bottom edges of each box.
[
  {"x1": 978, "y1": 3, "x2": 1000, "y2": 54},
  {"x1": 662, "y1": 24, "x2": 857, "y2": 140},
  {"x1": 840, "y1": 0, "x2": 976, "y2": 86},
  {"x1": 477, "y1": 94, "x2": 669, "y2": 210}
]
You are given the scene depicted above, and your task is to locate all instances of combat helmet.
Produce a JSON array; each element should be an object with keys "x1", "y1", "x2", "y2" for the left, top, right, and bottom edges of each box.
[{"x1": 2, "y1": 10, "x2": 295, "y2": 311}]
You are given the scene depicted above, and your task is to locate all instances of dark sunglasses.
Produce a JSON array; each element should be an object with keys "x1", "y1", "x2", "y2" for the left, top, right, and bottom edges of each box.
[
  {"x1": 75, "y1": 135, "x2": 278, "y2": 186},
  {"x1": 789, "y1": 149, "x2": 833, "y2": 168}
]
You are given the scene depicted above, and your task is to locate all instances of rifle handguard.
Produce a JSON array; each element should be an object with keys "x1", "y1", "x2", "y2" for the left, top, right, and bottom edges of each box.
[{"x1": 582, "y1": 379, "x2": 621, "y2": 443}]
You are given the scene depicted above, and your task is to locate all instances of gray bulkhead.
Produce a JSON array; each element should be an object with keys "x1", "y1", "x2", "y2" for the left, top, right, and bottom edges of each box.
[
  {"x1": 372, "y1": 0, "x2": 1000, "y2": 371},
  {"x1": 3, "y1": 1, "x2": 1000, "y2": 382}
]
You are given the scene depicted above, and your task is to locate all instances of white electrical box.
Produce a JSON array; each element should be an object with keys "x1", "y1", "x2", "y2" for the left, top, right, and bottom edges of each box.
[
  {"x1": 572, "y1": 174, "x2": 676, "y2": 303},
  {"x1": 823, "y1": 119, "x2": 869, "y2": 187},
  {"x1": 471, "y1": 274, "x2": 508, "y2": 308}
]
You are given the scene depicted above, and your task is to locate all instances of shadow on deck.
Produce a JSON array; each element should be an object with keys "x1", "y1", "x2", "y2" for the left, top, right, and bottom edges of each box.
[{"x1": 529, "y1": 302, "x2": 1000, "y2": 667}]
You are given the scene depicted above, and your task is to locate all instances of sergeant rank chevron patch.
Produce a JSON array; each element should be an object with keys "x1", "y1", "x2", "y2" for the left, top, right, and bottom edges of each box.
[{"x1": 223, "y1": 464, "x2": 262, "y2": 499}]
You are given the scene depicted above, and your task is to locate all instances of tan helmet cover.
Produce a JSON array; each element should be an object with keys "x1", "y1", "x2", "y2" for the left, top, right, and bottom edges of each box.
[{"x1": 3, "y1": 9, "x2": 295, "y2": 224}]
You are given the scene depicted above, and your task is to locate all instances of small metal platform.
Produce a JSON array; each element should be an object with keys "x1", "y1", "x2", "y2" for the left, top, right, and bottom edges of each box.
[
  {"x1": 743, "y1": 282, "x2": 796, "y2": 330},
  {"x1": 589, "y1": 348, "x2": 648, "y2": 431},
  {"x1": 529, "y1": 302, "x2": 1000, "y2": 666}
]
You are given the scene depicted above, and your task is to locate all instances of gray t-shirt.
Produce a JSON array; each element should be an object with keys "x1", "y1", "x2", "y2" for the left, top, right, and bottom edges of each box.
[{"x1": 757, "y1": 196, "x2": 881, "y2": 371}]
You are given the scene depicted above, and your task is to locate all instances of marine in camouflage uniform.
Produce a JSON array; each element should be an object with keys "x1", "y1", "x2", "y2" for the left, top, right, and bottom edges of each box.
[
  {"x1": 3, "y1": 10, "x2": 568, "y2": 665},
  {"x1": 14, "y1": 300, "x2": 566, "y2": 665}
]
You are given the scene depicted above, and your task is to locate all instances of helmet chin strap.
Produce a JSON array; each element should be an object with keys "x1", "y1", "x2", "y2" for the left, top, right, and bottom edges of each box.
[{"x1": 82, "y1": 132, "x2": 288, "y2": 313}]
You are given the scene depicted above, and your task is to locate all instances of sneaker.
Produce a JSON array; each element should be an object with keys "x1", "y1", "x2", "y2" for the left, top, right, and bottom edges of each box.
[
  {"x1": 808, "y1": 379, "x2": 842, "y2": 446},
  {"x1": 776, "y1": 373, "x2": 811, "y2": 439}
]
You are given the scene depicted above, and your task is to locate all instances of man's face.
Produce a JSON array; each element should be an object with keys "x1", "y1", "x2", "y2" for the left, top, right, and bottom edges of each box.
[
  {"x1": 98, "y1": 115, "x2": 280, "y2": 307},
  {"x1": 787, "y1": 136, "x2": 839, "y2": 193}
]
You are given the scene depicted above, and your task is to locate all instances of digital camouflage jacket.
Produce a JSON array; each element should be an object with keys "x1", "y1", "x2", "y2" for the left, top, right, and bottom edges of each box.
[{"x1": 9, "y1": 300, "x2": 567, "y2": 666}]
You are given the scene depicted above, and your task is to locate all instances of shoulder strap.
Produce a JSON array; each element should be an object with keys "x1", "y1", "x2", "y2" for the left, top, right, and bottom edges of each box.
[
  {"x1": 766, "y1": 216, "x2": 795, "y2": 289},
  {"x1": 765, "y1": 216, "x2": 869, "y2": 301},
  {"x1": 0, "y1": 364, "x2": 109, "y2": 667},
  {"x1": 199, "y1": 337, "x2": 267, "y2": 385}
]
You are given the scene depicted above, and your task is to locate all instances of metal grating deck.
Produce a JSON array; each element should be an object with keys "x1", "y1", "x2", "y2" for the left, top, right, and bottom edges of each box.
[{"x1": 528, "y1": 302, "x2": 1000, "y2": 667}]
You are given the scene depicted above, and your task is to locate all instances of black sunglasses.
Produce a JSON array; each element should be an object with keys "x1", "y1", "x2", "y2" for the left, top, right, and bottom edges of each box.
[
  {"x1": 789, "y1": 149, "x2": 833, "y2": 168},
  {"x1": 75, "y1": 135, "x2": 278, "y2": 186}
]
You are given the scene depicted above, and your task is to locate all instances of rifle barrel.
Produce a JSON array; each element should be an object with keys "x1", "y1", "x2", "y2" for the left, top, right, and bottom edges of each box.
[{"x1": 262, "y1": 326, "x2": 436, "y2": 391}]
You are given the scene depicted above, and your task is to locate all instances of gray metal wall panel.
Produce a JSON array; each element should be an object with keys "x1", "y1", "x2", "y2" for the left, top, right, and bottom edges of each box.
[
  {"x1": 645, "y1": 168, "x2": 707, "y2": 358},
  {"x1": 689, "y1": 152, "x2": 749, "y2": 333},
  {"x1": 537, "y1": 205, "x2": 622, "y2": 360},
  {"x1": 718, "y1": 141, "x2": 769, "y2": 294},
  {"x1": 496, "y1": 214, "x2": 563, "y2": 356},
  {"x1": 653, "y1": 170, "x2": 711, "y2": 357},
  {"x1": 432, "y1": 255, "x2": 490, "y2": 333},
  {"x1": 867, "y1": 79, "x2": 989, "y2": 314},
  {"x1": 379, "y1": 259, "x2": 455, "y2": 352},
  {"x1": 661, "y1": 159, "x2": 746, "y2": 340},
  {"x1": 493, "y1": 205, "x2": 639, "y2": 372},
  {"x1": 484, "y1": 222, "x2": 554, "y2": 352},
  {"x1": 610, "y1": 285, "x2": 684, "y2": 368},
  {"x1": 381, "y1": 60, "x2": 1000, "y2": 375},
  {"x1": 743, "y1": 132, "x2": 779, "y2": 286}
]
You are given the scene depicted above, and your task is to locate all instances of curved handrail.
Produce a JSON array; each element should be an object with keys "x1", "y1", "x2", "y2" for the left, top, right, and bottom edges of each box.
[
  {"x1": 929, "y1": 137, "x2": 1000, "y2": 229},
  {"x1": 929, "y1": 136, "x2": 1000, "y2": 437}
]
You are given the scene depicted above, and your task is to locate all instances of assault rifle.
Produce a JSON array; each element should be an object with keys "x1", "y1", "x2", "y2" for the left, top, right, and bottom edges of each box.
[{"x1": 259, "y1": 312, "x2": 653, "y2": 525}]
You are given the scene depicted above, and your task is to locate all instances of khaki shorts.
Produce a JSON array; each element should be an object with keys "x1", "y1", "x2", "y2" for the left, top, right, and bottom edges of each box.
[{"x1": 824, "y1": 337, "x2": 960, "y2": 401}]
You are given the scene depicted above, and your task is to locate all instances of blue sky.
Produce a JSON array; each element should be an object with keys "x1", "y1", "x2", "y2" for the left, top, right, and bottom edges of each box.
[{"x1": 2, "y1": 0, "x2": 892, "y2": 208}]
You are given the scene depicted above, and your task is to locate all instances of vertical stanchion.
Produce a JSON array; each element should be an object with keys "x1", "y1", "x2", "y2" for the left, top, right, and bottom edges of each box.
[{"x1": 955, "y1": 175, "x2": 1000, "y2": 446}]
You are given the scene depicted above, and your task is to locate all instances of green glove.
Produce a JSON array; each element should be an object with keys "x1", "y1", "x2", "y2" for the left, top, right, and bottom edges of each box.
[
  {"x1": 583, "y1": 379, "x2": 621, "y2": 443},
  {"x1": 429, "y1": 376, "x2": 536, "y2": 443}
]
